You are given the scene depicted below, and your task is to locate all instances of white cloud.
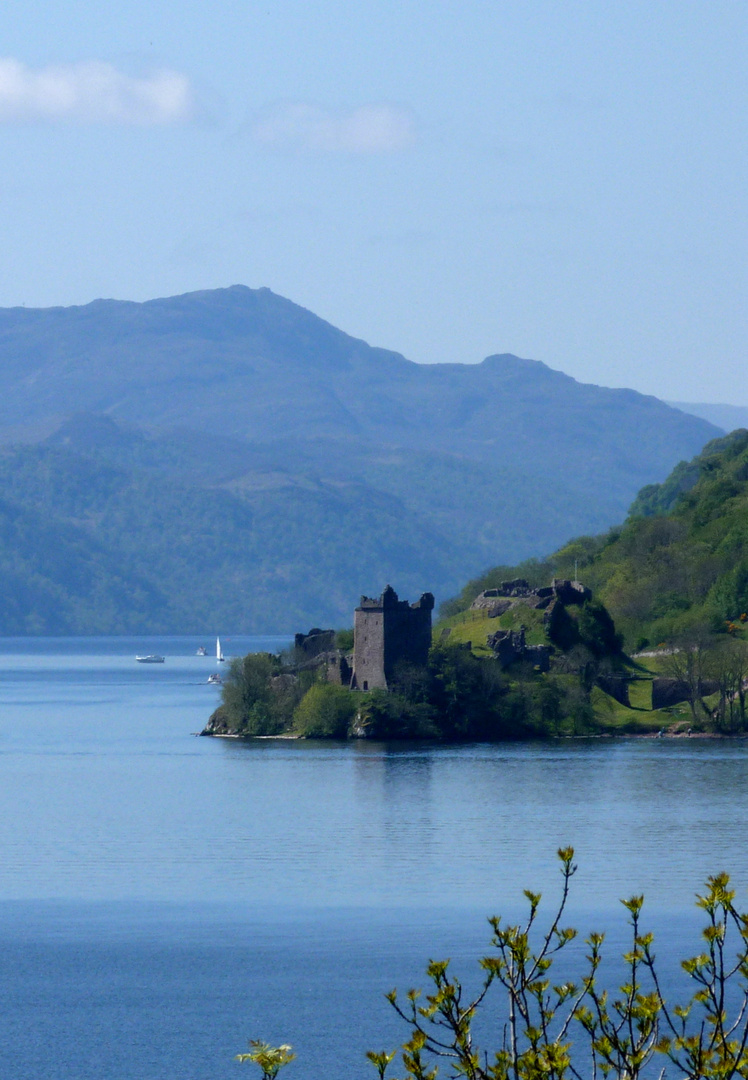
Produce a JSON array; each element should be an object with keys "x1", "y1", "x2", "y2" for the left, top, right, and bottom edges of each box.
[
  {"x1": 0, "y1": 59, "x2": 194, "y2": 124},
  {"x1": 252, "y1": 102, "x2": 416, "y2": 154}
]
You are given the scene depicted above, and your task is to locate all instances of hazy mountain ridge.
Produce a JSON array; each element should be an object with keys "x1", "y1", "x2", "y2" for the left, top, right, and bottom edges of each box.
[
  {"x1": 0, "y1": 285, "x2": 720, "y2": 520},
  {"x1": 0, "y1": 285, "x2": 725, "y2": 632},
  {"x1": 0, "y1": 286, "x2": 717, "y2": 459},
  {"x1": 667, "y1": 401, "x2": 748, "y2": 433}
]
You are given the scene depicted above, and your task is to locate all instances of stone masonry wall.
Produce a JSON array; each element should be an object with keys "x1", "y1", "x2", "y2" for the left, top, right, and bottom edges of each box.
[
  {"x1": 352, "y1": 605, "x2": 388, "y2": 690},
  {"x1": 351, "y1": 585, "x2": 434, "y2": 691}
]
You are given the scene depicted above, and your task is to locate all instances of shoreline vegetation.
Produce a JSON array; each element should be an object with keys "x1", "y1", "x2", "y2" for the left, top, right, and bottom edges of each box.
[
  {"x1": 202, "y1": 729, "x2": 748, "y2": 740},
  {"x1": 201, "y1": 599, "x2": 748, "y2": 742},
  {"x1": 203, "y1": 430, "x2": 748, "y2": 743}
]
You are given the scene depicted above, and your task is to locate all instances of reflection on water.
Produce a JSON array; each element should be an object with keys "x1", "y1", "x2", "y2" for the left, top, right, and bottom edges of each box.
[{"x1": 0, "y1": 637, "x2": 747, "y2": 910}]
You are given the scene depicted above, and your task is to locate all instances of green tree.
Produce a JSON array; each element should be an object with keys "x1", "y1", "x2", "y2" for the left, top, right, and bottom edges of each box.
[
  {"x1": 293, "y1": 682, "x2": 356, "y2": 738},
  {"x1": 577, "y1": 599, "x2": 623, "y2": 657},
  {"x1": 335, "y1": 628, "x2": 354, "y2": 651},
  {"x1": 375, "y1": 852, "x2": 748, "y2": 1080},
  {"x1": 427, "y1": 642, "x2": 503, "y2": 739},
  {"x1": 355, "y1": 688, "x2": 438, "y2": 740},
  {"x1": 221, "y1": 653, "x2": 283, "y2": 734},
  {"x1": 545, "y1": 602, "x2": 579, "y2": 652},
  {"x1": 706, "y1": 637, "x2": 748, "y2": 732},
  {"x1": 661, "y1": 629, "x2": 715, "y2": 724},
  {"x1": 244, "y1": 851, "x2": 748, "y2": 1080}
]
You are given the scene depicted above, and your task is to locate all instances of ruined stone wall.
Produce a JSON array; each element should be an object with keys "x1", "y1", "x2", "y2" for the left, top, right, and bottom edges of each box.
[
  {"x1": 597, "y1": 674, "x2": 630, "y2": 706},
  {"x1": 294, "y1": 628, "x2": 335, "y2": 657},
  {"x1": 651, "y1": 677, "x2": 719, "y2": 710},
  {"x1": 382, "y1": 596, "x2": 433, "y2": 680},
  {"x1": 326, "y1": 654, "x2": 353, "y2": 686},
  {"x1": 487, "y1": 627, "x2": 526, "y2": 667},
  {"x1": 472, "y1": 580, "x2": 589, "y2": 617}
]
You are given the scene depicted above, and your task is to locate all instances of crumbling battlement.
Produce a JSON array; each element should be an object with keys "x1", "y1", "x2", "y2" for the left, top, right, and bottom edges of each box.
[
  {"x1": 550, "y1": 579, "x2": 592, "y2": 605},
  {"x1": 472, "y1": 578, "x2": 591, "y2": 618},
  {"x1": 350, "y1": 584, "x2": 434, "y2": 691}
]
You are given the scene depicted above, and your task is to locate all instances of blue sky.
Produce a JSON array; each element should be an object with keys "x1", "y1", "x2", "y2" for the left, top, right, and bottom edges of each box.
[{"x1": 0, "y1": 1, "x2": 746, "y2": 402}]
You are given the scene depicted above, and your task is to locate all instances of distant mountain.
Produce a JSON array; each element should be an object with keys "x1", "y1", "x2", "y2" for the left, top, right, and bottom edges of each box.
[
  {"x1": 0, "y1": 286, "x2": 717, "y2": 469},
  {"x1": 0, "y1": 286, "x2": 723, "y2": 632},
  {"x1": 667, "y1": 401, "x2": 748, "y2": 433}
]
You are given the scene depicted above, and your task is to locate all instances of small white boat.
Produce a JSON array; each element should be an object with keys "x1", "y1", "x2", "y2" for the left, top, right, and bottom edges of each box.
[
  {"x1": 207, "y1": 673, "x2": 222, "y2": 685},
  {"x1": 216, "y1": 636, "x2": 224, "y2": 663},
  {"x1": 136, "y1": 655, "x2": 165, "y2": 664},
  {"x1": 196, "y1": 646, "x2": 207, "y2": 656}
]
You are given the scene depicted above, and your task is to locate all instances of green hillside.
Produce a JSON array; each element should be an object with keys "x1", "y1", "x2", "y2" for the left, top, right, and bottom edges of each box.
[
  {"x1": 448, "y1": 429, "x2": 748, "y2": 652},
  {"x1": 0, "y1": 492, "x2": 168, "y2": 634},
  {"x1": 0, "y1": 443, "x2": 459, "y2": 633}
]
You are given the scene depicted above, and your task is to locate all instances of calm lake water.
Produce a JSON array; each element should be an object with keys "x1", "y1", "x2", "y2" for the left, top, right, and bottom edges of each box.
[{"x1": 0, "y1": 636, "x2": 747, "y2": 1079}]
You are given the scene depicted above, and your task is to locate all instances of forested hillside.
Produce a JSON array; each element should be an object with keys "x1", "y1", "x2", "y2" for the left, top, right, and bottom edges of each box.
[
  {"x1": 446, "y1": 430, "x2": 748, "y2": 650},
  {"x1": 0, "y1": 442, "x2": 463, "y2": 633},
  {"x1": 0, "y1": 286, "x2": 724, "y2": 633}
]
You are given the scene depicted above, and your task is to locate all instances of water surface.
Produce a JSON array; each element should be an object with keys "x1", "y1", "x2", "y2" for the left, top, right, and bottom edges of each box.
[{"x1": 0, "y1": 637, "x2": 746, "y2": 1078}]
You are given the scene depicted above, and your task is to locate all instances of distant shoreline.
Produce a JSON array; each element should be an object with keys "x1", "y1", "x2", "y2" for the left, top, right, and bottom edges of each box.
[
  {"x1": 198, "y1": 731, "x2": 300, "y2": 740},
  {"x1": 198, "y1": 730, "x2": 748, "y2": 743}
]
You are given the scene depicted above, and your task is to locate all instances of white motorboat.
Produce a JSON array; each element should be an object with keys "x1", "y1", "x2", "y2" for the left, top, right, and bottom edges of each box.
[
  {"x1": 136, "y1": 655, "x2": 165, "y2": 664},
  {"x1": 216, "y1": 637, "x2": 224, "y2": 662},
  {"x1": 196, "y1": 646, "x2": 207, "y2": 656},
  {"x1": 207, "y1": 673, "x2": 222, "y2": 685}
]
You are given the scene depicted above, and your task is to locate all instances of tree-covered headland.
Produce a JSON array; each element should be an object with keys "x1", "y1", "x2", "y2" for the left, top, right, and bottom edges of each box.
[
  {"x1": 205, "y1": 430, "x2": 748, "y2": 740},
  {"x1": 445, "y1": 429, "x2": 748, "y2": 735},
  {"x1": 451, "y1": 430, "x2": 748, "y2": 649},
  {"x1": 204, "y1": 582, "x2": 630, "y2": 740}
]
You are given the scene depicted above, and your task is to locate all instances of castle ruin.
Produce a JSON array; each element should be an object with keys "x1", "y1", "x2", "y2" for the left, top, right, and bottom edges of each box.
[{"x1": 350, "y1": 585, "x2": 434, "y2": 691}]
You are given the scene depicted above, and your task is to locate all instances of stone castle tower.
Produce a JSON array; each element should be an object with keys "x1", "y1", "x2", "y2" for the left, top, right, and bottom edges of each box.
[{"x1": 350, "y1": 585, "x2": 434, "y2": 691}]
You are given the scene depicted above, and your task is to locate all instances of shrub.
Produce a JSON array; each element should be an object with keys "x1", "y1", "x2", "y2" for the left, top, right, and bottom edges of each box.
[
  {"x1": 335, "y1": 628, "x2": 354, "y2": 652},
  {"x1": 355, "y1": 689, "x2": 438, "y2": 740},
  {"x1": 243, "y1": 850, "x2": 748, "y2": 1080},
  {"x1": 293, "y1": 682, "x2": 356, "y2": 738}
]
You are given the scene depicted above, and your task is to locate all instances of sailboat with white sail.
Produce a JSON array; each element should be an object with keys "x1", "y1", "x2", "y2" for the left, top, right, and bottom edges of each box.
[{"x1": 216, "y1": 636, "x2": 224, "y2": 662}]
